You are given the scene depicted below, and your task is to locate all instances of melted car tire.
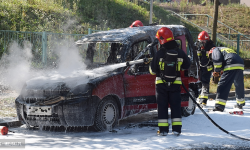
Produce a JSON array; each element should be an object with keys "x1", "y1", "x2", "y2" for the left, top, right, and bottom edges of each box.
[
  {"x1": 181, "y1": 90, "x2": 196, "y2": 117},
  {"x1": 93, "y1": 97, "x2": 119, "y2": 131}
]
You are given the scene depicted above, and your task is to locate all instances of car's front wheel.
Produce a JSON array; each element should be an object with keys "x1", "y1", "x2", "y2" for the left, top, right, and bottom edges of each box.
[
  {"x1": 181, "y1": 89, "x2": 196, "y2": 117},
  {"x1": 93, "y1": 97, "x2": 119, "y2": 131}
]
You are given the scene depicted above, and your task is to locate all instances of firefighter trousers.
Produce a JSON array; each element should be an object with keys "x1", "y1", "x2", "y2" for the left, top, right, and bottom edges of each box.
[
  {"x1": 156, "y1": 84, "x2": 182, "y2": 133},
  {"x1": 198, "y1": 67, "x2": 212, "y2": 104},
  {"x1": 215, "y1": 70, "x2": 245, "y2": 110}
]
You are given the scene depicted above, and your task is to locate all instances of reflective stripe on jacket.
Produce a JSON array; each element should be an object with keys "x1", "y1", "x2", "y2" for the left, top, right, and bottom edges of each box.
[
  {"x1": 155, "y1": 57, "x2": 183, "y2": 85},
  {"x1": 207, "y1": 65, "x2": 213, "y2": 71},
  {"x1": 155, "y1": 77, "x2": 182, "y2": 84},
  {"x1": 211, "y1": 47, "x2": 244, "y2": 72},
  {"x1": 150, "y1": 46, "x2": 191, "y2": 86}
]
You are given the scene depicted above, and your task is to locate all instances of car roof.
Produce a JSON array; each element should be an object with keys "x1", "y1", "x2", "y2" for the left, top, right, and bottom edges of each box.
[{"x1": 75, "y1": 25, "x2": 187, "y2": 45}]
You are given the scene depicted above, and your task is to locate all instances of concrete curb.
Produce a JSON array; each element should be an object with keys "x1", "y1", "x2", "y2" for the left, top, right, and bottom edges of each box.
[{"x1": 208, "y1": 89, "x2": 250, "y2": 99}]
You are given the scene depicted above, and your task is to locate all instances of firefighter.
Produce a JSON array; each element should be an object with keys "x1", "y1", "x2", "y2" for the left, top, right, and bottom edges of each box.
[
  {"x1": 196, "y1": 31, "x2": 215, "y2": 106},
  {"x1": 209, "y1": 47, "x2": 245, "y2": 111},
  {"x1": 129, "y1": 20, "x2": 143, "y2": 28},
  {"x1": 149, "y1": 27, "x2": 191, "y2": 136}
]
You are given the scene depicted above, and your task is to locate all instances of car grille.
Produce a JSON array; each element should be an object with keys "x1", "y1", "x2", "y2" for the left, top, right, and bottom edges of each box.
[{"x1": 26, "y1": 115, "x2": 61, "y2": 126}]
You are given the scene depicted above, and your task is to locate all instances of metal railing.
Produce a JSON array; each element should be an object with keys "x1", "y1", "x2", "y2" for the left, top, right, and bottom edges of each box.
[
  {"x1": 167, "y1": 10, "x2": 250, "y2": 59},
  {"x1": 1, "y1": 26, "x2": 250, "y2": 70},
  {"x1": 136, "y1": 0, "x2": 250, "y2": 58},
  {"x1": 88, "y1": 28, "x2": 102, "y2": 35},
  {"x1": 179, "y1": 13, "x2": 250, "y2": 41},
  {"x1": 0, "y1": 30, "x2": 85, "y2": 67}
]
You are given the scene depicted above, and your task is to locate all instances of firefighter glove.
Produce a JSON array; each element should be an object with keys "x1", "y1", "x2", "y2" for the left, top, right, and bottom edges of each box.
[{"x1": 212, "y1": 72, "x2": 220, "y2": 77}]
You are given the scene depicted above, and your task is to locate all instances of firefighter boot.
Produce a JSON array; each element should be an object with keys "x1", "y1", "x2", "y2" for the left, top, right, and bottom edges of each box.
[
  {"x1": 199, "y1": 98, "x2": 207, "y2": 107},
  {"x1": 172, "y1": 131, "x2": 181, "y2": 136},
  {"x1": 157, "y1": 127, "x2": 169, "y2": 136},
  {"x1": 234, "y1": 104, "x2": 243, "y2": 109},
  {"x1": 212, "y1": 107, "x2": 224, "y2": 112},
  {"x1": 157, "y1": 130, "x2": 168, "y2": 136}
]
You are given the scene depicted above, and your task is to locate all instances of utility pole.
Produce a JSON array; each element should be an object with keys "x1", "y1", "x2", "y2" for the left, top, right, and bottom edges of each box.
[
  {"x1": 212, "y1": 0, "x2": 219, "y2": 42},
  {"x1": 212, "y1": 0, "x2": 219, "y2": 84},
  {"x1": 149, "y1": 0, "x2": 153, "y2": 24}
]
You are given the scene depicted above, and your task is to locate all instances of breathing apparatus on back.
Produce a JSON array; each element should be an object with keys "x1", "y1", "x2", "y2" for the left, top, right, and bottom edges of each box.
[{"x1": 155, "y1": 27, "x2": 179, "y2": 86}]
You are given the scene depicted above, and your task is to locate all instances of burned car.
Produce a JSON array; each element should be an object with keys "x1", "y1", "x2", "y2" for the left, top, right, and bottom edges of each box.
[{"x1": 15, "y1": 25, "x2": 201, "y2": 131}]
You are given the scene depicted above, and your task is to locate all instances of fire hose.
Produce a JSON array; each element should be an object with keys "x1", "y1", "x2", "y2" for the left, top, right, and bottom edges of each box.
[
  {"x1": 126, "y1": 57, "x2": 152, "y2": 66},
  {"x1": 125, "y1": 39, "x2": 157, "y2": 66}
]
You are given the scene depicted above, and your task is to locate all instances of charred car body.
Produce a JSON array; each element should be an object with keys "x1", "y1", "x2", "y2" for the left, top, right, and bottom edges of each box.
[{"x1": 15, "y1": 25, "x2": 201, "y2": 131}]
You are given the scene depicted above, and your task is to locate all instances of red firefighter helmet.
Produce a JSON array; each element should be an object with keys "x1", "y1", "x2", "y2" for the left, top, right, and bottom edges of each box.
[
  {"x1": 129, "y1": 20, "x2": 143, "y2": 28},
  {"x1": 155, "y1": 27, "x2": 174, "y2": 45},
  {"x1": 198, "y1": 31, "x2": 210, "y2": 41}
]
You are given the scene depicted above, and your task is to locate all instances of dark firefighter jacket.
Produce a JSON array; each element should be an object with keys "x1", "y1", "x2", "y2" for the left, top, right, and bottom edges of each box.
[
  {"x1": 149, "y1": 41, "x2": 191, "y2": 90},
  {"x1": 197, "y1": 40, "x2": 215, "y2": 71},
  {"x1": 212, "y1": 47, "x2": 244, "y2": 72}
]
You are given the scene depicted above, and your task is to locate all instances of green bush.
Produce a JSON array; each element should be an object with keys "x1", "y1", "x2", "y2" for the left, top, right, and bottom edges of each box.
[{"x1": 0, "y1": 0, "x2": 202, "y2": 59}]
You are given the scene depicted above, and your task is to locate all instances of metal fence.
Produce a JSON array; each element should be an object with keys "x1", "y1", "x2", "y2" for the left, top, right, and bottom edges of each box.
[
  {"x1": 0, "y1": 28, "x2": 250, "y2": 70},
  {"x1": 0, "y1": 30, "x2": 85, "y2": 68},
  {"x1": 133, "y1": 1, "x2": 250, "y2": 59},
  {"x1": 189, "y1": 32, "x2": 250, "y2": 59},
  {"x1": 167, "y1": 11, "x2": 250, "y2": 59}
]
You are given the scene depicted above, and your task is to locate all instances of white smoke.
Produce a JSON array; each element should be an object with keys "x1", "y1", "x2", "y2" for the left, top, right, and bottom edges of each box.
[
  {"x1": 0, "y1": 41, "x2": 34, "y2": 92},
  {"x1": 53, "y1": 38, "x2": 85, "y2": 74},
  {"x1": 0, "y1": 39, "x2": 89, "y2": 92},
  {"x1": 0, "y1": 38, "x2": 127, "y2": 93},
  {"x1": 0, "y1": 16, "x2": 129, "y2": 96}
]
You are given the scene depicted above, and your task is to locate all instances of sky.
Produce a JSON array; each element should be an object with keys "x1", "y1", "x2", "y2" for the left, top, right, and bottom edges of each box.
[{"x1": 1, "y1": 99, "x2": 250, "y2": 150}]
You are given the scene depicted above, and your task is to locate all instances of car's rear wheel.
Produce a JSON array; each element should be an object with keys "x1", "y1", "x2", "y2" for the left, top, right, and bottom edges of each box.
[
  {"x1": 181, "y1": 89, "x2": 196, "y2": 117},
  {"x1": 93, "y1": 97, "x2": 119, "y2": 131}
]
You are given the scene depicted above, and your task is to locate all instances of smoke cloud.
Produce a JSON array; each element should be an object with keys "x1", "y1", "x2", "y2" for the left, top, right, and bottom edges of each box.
[
  {"x1": 0, "y1": 41, "x2": 34, "y2": 92},
  {"x1": 0, "y1": 39, "x2": 88, "y2": 92},
  {"x1": 0, "y1": 38, "x2": 127, "y2": 94}
]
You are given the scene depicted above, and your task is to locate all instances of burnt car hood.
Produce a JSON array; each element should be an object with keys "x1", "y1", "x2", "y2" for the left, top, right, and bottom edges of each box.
[{"x1": 19, "y1": 69, "x2": 122, "y2": 101}]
